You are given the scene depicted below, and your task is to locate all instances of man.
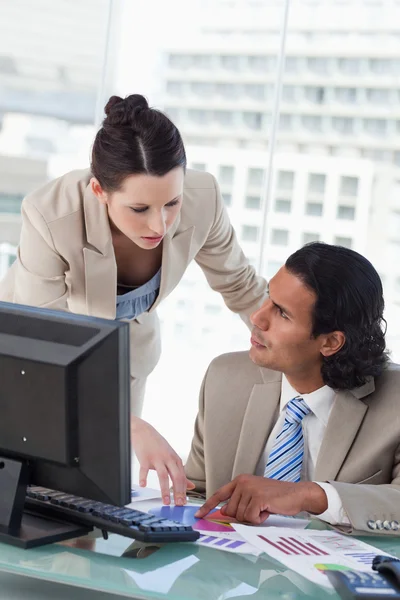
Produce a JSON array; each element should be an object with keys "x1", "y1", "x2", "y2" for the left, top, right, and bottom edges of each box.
[{"x1": 185, "y1": 242, "x2": 400, "y2": 535}]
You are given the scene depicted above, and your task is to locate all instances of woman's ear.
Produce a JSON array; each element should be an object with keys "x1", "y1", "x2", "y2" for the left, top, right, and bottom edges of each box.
[
  {"x1": 320, "y1": 331, "x2": 346, "y2": 357},
  {"x1": 90, "y1": 177, "x2": 108, "y2": 205}
]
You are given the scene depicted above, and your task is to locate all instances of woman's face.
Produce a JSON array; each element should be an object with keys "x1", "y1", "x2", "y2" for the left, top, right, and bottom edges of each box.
[{"x1": 91, "y1": 168, "x2": 184, "y2": 249}]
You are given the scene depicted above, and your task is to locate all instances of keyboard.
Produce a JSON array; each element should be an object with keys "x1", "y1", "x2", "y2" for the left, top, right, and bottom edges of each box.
[{"x1": 25, "y1": 487, "x2": 200, "y2": 543}]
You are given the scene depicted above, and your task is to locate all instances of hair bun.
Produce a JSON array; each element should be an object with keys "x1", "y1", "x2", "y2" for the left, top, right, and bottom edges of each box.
[{"x1": 103, "y1": 94, "x2": 149, "y2": 127}]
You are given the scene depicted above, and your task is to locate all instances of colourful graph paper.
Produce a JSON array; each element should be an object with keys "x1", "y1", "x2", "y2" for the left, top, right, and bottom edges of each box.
[{"x1": 258, "y1": 535, "x2": 329, "y2": 556}]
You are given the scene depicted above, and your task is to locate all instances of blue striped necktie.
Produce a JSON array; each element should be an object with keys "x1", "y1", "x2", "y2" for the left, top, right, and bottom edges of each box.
[{"x1": 264, "y1": 397, "x2": 311, "y2": 483}]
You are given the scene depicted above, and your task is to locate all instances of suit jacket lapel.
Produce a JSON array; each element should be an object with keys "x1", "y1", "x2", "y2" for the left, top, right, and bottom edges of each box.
[
  {"x1": 232, "y1": 372, "x2": 281, "y2": 478},
  {"x1": 314, "y1": 382, "x2": 374, "y2": 480},
  {"x1": 82, "y1": 185, "x2": 117, "y2": 319}
]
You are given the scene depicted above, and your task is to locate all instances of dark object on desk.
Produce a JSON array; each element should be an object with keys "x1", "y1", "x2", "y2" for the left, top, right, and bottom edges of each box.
[
  {"x1": 0, "y1": 302, "x2": 197, "y2": 548},
  {"x1": 326, "y1": 555, "x2": 400, "y2": 599},
  {"x1": 26, "y1": 486, "x2": 199, "y2": 544}
]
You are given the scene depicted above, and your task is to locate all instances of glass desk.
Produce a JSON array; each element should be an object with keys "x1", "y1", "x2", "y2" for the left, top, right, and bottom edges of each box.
[{"x1": 0, "y1": 511, "x2": 399, "y2": 599}]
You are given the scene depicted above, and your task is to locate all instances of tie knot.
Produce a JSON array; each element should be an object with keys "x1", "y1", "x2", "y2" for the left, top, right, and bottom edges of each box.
[{"x1": 285, "y1": 397, "x2": 311, "y2": 425}]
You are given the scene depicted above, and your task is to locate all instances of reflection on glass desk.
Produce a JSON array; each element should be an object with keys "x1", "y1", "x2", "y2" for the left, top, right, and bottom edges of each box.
[{"x1": 1, "y1": 521, "x2": 400, "y2": 600}]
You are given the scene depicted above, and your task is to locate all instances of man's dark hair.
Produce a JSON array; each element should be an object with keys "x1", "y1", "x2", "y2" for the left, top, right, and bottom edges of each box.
[
  {"x1": 285, "y1": 242, "x2": 388, "y2": 390},
  {"x1": 91, "y1": 94, "x2": 186, "y2": 192}
]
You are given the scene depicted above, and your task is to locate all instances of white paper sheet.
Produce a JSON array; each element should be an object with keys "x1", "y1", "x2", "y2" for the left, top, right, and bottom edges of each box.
[
  {"x1": 233, "y1": 526, "x2": 396, "y2": 589},
  {"x1": 124, "y1": 554, "x2": 199, "y2": 594}
]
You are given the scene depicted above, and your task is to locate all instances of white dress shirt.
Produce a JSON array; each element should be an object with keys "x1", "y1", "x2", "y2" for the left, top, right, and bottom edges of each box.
[{"x1": 255, "y1": 375, "x2": 350, "y2": 525}]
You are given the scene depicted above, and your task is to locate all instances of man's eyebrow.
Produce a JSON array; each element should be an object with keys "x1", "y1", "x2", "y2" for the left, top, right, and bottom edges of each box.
[{"x1": 271, "y1": 298, "x2": 294, "y2": 318}]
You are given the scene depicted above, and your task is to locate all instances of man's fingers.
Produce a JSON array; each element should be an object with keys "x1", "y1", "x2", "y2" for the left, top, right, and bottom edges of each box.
[
  {"x1": 235, "y1": 494, "x2": 252, "y2": 523},
  {"x1": 221, "y1": 486, "x2": 243, "y2": 519},
  {"x1": 154, "y1": 464, "x2": 171, "y2": 504},
  {"x1": 244, "y1": 501, "x2": 270, "y2": 525},
  {"x1": 139, "y1": 466, "x2": 148, "y2": 488},
  {"x1": 194, "y1": 482, "x2": 235, "y2": 518},
  {"x1": 186, "y1": 479, "x2": 196, "y2": 490},
  {"x1": 166, "y1": 460, "x2": 188, "y2": 506}
]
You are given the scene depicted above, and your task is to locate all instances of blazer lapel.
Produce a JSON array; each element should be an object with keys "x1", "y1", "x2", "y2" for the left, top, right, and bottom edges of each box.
[
  {"x1": 232, "y1": 373, "x2": 281, "y2": 477},
  {"x1": 82, "y1": 185, "x2": 117, "y2": 319},
  {"x1": 314, "y1": 383, "x2": 373, "y2": 481}
]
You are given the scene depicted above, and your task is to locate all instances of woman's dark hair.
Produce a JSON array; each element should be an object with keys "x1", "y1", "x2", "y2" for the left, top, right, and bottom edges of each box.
[
  {"x1": 285, "y1": 242, "x2": 389, "y2": 390},
  {"x1": 91, "y1": 94, "x2": 187, "y2": 192}
]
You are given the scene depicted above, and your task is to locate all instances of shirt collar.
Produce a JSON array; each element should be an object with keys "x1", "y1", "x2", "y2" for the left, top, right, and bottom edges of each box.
[{"x1": 280, "y1": 374, "x2": 336, "y2": 427}]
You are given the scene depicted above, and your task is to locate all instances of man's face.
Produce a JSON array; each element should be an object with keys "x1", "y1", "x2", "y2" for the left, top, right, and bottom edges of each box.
[{"x1": 250, "y1": 266, "x2": 325, "y2": 376}]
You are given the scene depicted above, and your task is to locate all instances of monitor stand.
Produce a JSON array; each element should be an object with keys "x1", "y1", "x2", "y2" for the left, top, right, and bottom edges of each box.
[{"x1": 0, "y1": 457, "x2": 92, "y2": 549}]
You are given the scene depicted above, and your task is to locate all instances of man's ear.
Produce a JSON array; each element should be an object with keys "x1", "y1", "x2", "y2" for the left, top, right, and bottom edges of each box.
[
  {"x1": 90, "y1": 177, "x2": 108, "y2": 205},
  {"x1": 320, "y1": 331, "x2": 346, "y2": 358}
]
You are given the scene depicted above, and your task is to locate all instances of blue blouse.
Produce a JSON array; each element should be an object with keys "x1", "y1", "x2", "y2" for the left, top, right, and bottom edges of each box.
[{"x1": 116, "y1": 269, "x2": 161, "y2": 321}]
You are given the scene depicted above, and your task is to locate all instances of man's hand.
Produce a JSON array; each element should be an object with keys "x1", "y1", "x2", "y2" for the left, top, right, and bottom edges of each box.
[{"x1": 194, "y1": 475, "x2": 328, "y2": 524}]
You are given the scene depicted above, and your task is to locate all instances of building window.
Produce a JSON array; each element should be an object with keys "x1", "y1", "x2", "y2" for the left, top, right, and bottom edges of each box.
[
  {"x1": 267, "y1": 261, "x2": 282, "y2": 279},
  {"x1": 337, "y1": 205, "x2": 356, "y2": 220},
  {"x1": 275, "y1": 198, "x2": 292, "y2": 213},
  {"x1": 242, "y1": 225, "x2": 260, "y2": 242},
  {"x1": 277, "y1": 170, "x2": 295, "y2": 191},
  {"x1": 369, "y1": 59, "x2": 391, "y2": 75},
  {"x1": 167, "y1": 81, "x2": 184, "y2": 96},
  {"x1": 285, "y1": 57, "x2": 301, "y2": 73},
  {"x1": 305, "y1": 202, "x2": 323, "y2": 216},
  {"x1": 366, "y1": 88, "x2": 390, "y2": 104},
  {"x1": 333, "y1": 117, "x2": 354, "y2": 135},
  {"x1": 219, "y1": 165, "x2": 235, "y2": 185},
  {"x1": 222, "y1": 193, "x2": 232, "y2": 207},
  {"x1": 204, "y1": 304, "x2": 222, "y2": 316},
  {"x1": 304, "y1": 87, "x2": 325, "y2": 104},
  {"x1": 335, "y1": 87, "x2": 357, "y2": 104},
  {"x1": 243, "y1": 112, "x2": 263, "y2": 130},
  {"x1": 303, "y1": 232, "x2": 320, "y2": 244},
  {"x1": 216, "y1": 83, "x2": 239, "y2": 97},
  {"x1": 188, "y1": 109, "x2": 210, "y2": 125},
  {"x1": 248, "y1": 55, "x2": 275, "y2": 72},
  {"x1": 245, "y1": 196, "x2": 261, "y2": 210},
  {"x1": 214, "y1": 110, "x2": 234, "y2": 127},
  {"x1": 308, "y1": 173, "x2": 326, "y2": 194},
  {"x1": 244, "y1": 84, "x2": 266, "y2": 100},
  {"x1": 192, "y1": 82, "x2": 214, "y2": 96},
  {"x1": 307, "y1": 57, "x2": 330, "y2": 75},
  {"x1": 335, "y1": 236, "x2": 353, "y2": 248},
  {"x1": 191, "y1": 162, "x2": 206, "y2": 171},
  {"x1": 0, "y1": 193, "x2": 24, "y2": 213},
  {"x1": 282, "y1": 85, "x2": 298, "y2": 102},
  {"x1": 248, "y1": 168, "x2": 264, "y2": 187},
  {"x1": 364, "y1": 118, "x2": 387, "y2": 136},
  {"x1": 340, "y1": 176, "x2": 359, "y2": 196},
  {"x1": 338, "y1": 58, "x2": 361, "y2": 75},
  {"x1": 271, "y1": 229, "x2": 289, "y2": 246},
  {"x1": 168, "y1": 54, "x2": 191, "y2": 69},
  {"x1": 302, "y1": 115, "x2": 323, "y2": 133},
  {"x1": 221, "y1": 55, "x2": 241, "y2": 70},
  {"x1": 279, "y1": 114, "x2": 293, "y2": 131},
  {"x1": 192, "y1": 55, "x2": 212, "y2": 69}
]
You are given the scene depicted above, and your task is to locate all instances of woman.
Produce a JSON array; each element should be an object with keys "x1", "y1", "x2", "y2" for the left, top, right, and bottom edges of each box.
[{"x1": 0, "y1": 94, "x2": 267, "y2": 504}]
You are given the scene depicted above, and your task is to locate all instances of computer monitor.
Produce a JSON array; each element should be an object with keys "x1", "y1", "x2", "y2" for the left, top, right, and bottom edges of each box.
[{"x1": 0, "y1": 301, "x2": 131, "y2": 547}]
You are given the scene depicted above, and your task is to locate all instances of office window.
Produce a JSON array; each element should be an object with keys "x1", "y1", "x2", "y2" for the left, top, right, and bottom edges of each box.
[
  {"x1": 242, "y1": 225, "x2": 260, "y2": 242},
  {"x1": 369, "y1": 59, "x2": 391, "y2": 74},
  {"x1": 279, "y1": 114, "x2": 293, "y2": 131},
  {"x1": 244, "y1": 84, "x2": 266, "y2": 100},
  {"x1": 267, "y1": 261, "x2": 282, "y2": 279},
  {"x1": 169, "y1": 54, "x2": 191, "y2": 69},
  {"x1": 307, "y1": 57, "x2": 330, "y2": 74},
  {"x1": 248, "y1": 55, "x2": 275, "y2": 72},
  {"x1": 245, "y1": 196, "x2": 261, "y2": 210},
  {"x1": 191, "y1": 162, "x2": 206, "y2": 171},
  {"x1": 364, "y1": 119, "x2": 387, "y2": 136},
  {"x1": 167, "y1": 81, "x2": 184, "y2": 96},
  {"x1": 335, "y1": 87, "x2": 357, "y2": 104},
  {"x1": 366, "y1": 89, "x2": 390, "y2": 104},
  {"x1": 335, "y1": 236, "x2": 353, "y2": 248},
  {"x1": 304, "y1": 87, "x2": 325, "y2": 104},
  {"x1": 0, "y1": 193, "x2": 24, "y2": 213},
  {"x1": 192, "y1": 82, "x2": 214, "y2": 96},
  {"x1": 340, "y1": 176, "x2": 359, "y2": 196},
  {"x1": 305, "y1": 202, "x2": 323, "y2": 216},
  {"x1": 214, "y1": 110, "x2": 233, "y2": 127},
  {"x1": 271, "y1": 229, "x2": 289, "y2": 246},
  {"x1": 302, "y1": 115, "x2": 323, "y2": 133},
  {"x1": 222, "y1": 193, "x2": 232, "y2": 207},
  {"x1": 338, "y1": 58, "x2": 361, "y2": 75},
  {"x1": 192, "y1": 55, "x2": 212, "y2": 69},
  {"x1": 188, "y1": 109, "x2": 210, "y2": 125},
  {"x1": 337, "y1": 205, "x2": 356, "y2": 220},
  {"x1": 219, "y1": 165, "x2": 235, "y2": 184},
  {"x1": 277, "y1": 170, "x2": 295, "y2": 191},
  {"x1": 303, "y1": 232, "x2": 320, "y2": 244},
  {"x1": 216, "y1": 83, "x2": 239, "y2": 97},
  {"x1": 243, "y1": 112, "x2": 263, "y2": 130},
  {"x1": 221, "y1": 55, "x2": 240, "y2": 70},
  {"x1": 204, "y1": 304, "x2": 222, "y2": 316},
  {"x1": 285, "y1": 57, "x2": 301, "y2": 73},
  {"x1": 275, "y1": 198, "x2": 292, "y2": 213},
  {"x1": 333, "y1": 117, "x2": 354, "y2": 135},
  {"x1": 248, "y1": 168, "x2": 264, "y2": 187},
  {"x1": 308, "y1": 173, "x2": 326, "y2": 194}
]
